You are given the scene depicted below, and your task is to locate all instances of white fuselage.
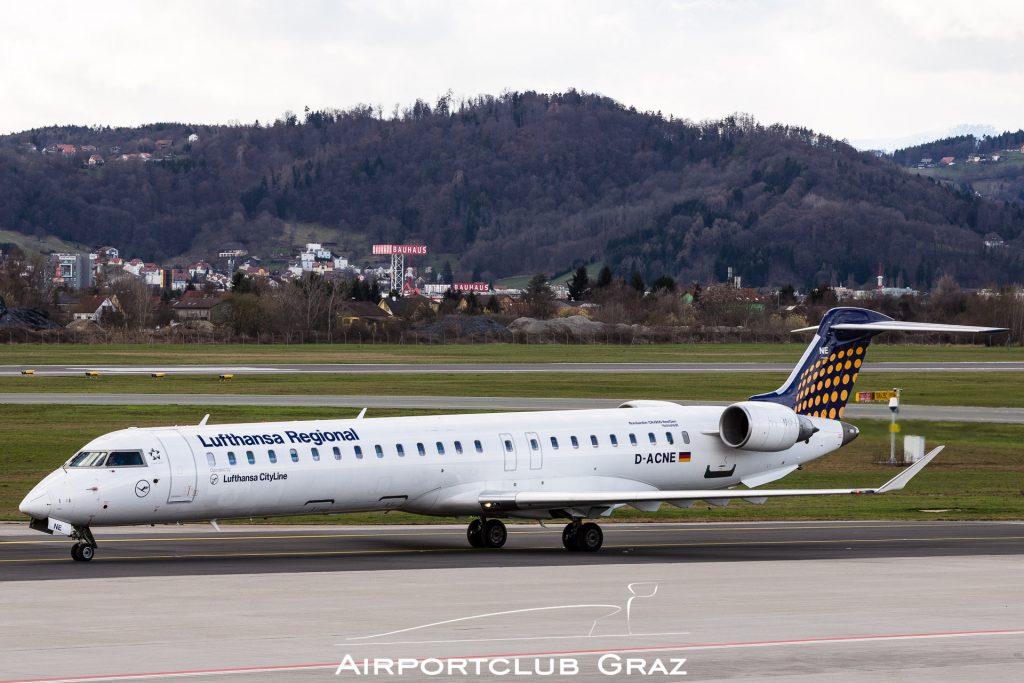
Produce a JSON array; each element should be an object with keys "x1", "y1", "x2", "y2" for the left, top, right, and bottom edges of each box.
[{"x1": 20, "y1": 402, "x2": 846, "y2": 527}]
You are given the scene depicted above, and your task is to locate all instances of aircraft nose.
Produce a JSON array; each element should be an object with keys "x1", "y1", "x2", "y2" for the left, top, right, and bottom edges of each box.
[{"x1": 19, "y1": 488, "x2": 52, "y2": 520}]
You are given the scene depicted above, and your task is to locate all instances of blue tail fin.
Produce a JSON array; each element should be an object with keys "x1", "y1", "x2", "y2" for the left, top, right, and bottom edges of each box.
[{"x1": 750, "y1": 307, "x2": 893, "y2": 419}]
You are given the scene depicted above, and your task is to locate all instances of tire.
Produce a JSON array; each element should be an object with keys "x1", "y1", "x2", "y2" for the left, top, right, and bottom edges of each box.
[
  {"x1": 79, "y1": 545, "x2": 95, "y2": 561},
  {"x1": 575, "y1": 523, "x2": 603, "y2": 552},
  {"x1": 467, "y1": 519, "x2": 484, "y2": 548},
  {"x1": 562, "y1": 523, "x2": 578, "y2": 550},
  {"x1": 71, "y1": 544, "x2": 82, "y2": 561},
  {"x1": 482, "y1": 519, "x2": 507, "y2": 548}
]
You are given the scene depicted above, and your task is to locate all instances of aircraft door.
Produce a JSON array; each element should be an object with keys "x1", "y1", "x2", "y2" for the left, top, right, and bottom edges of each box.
[
  {"x1": 500, "y1": 432, "x2": 517, "y2": 472},
  {"x1": 154, "y1": 430, "x2": 198, "y2": 503},
  {"x1": 526, "y1": 431, "x2": 543, "y2": 470}
]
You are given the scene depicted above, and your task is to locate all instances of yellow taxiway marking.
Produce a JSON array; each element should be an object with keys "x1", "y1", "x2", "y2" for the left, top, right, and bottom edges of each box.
[
  {"x1": 2, "y1": 535, "x2": 1021, "y2": 564},
  {"x1": 0, "y1": 522, "x2": 968, "y2": 546}
]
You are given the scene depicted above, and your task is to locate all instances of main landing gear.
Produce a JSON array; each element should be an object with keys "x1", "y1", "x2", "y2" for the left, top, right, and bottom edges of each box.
[
  {"x1": 467, "y1": 518, "x2": 508, "y2": 549},
  {"x1": 70, "y1": 526, "x2": 97, "y2": 562},
  {"x1": 562, "y1": 520, "x2": 603, "y2": 552}
]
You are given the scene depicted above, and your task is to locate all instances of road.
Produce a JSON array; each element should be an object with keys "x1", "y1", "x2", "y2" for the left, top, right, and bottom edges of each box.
[{"x1": 2, "y1": 361, "x2": 1024, "y2": 376}]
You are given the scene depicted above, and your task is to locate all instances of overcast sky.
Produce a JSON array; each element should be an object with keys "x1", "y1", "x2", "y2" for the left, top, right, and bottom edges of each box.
[{"x1": 3, "y1": 0, "x2": 1022, "y2": 145}]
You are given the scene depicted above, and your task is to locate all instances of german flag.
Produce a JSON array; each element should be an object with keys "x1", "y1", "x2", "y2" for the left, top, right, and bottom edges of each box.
[{"x1": 678, "y1": 452, "x2": 691, "y2": 463}]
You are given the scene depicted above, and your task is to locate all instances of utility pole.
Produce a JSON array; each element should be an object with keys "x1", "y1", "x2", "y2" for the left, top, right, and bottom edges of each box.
[{"x1": 887, "y1": 387, "x2": 902, "y2": 465}]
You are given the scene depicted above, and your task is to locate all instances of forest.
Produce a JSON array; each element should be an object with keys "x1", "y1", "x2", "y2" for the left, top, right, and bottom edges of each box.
[{"x1": 2, "y1": 91, "x2": 1023, "y2": 289}]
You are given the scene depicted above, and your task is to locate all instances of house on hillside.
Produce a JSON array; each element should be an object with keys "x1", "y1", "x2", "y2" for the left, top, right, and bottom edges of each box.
[
  {"x1": 339, "y1": 301, "x2": 393, "y2": 327},
  {"x1": 379, "y1": 294, "x2": 436, "y2": 320},
  {"x1": 0, "y1": 296, "x2": 62, "y2": 330},
  {"x1": 171, "y1": 291, "x2": 228, "y2": 322},
  {"x1": 56, "y1": 144, "x2": 77, "y2": 156},
  {"x1": 154, "y1": 139, "x2": 173, "y2": 150},
  {"x1": 188, "y1": 133, "x2": 199, "y2": 143},
  {"x1": 87, "y1": 154, "x2": 104, "y2": 166},
  {"x1": 939, "y1": 156, "x2": 955, "y2": 166},
  {"x1": 72, "y1": 295, "x2": 121, "y2": 323}
]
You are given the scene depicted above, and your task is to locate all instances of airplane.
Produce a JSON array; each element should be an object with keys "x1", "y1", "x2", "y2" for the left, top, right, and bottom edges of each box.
[{"x1": 18, "y1": 307, "x2": 1006, "y2": 561}]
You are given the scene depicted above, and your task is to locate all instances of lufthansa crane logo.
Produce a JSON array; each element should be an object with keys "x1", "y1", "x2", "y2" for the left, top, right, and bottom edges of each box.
[
  {"x1": 210, "y1": 474, "x2": 219, "y2": 485},
  {"x1": 135, "y1": 480, "x2": 151, "y2": 498}
]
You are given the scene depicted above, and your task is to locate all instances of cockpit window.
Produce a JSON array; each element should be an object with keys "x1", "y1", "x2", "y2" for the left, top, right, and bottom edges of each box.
[{"x1": 67, "y1": 450, "x2": 145, "y2": 467}]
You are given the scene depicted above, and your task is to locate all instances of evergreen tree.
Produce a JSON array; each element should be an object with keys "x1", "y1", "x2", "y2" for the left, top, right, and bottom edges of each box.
[
  {"x1": 595, "y1": 265, "x2": 613, "y2": 289},
  {"x1": 441, "y1": 261, "x2": 454, "y2": 285},
  {"x1": 651, "y1": 275, "x2": 676, "y2": 292},
  {"x1": 630, "y1": 271, "x2": 645, "y2": 294},
  {"x1": 566, "y1": 265, "x2": 591, "y2": 301},
  {"x1": 523, "y1": 273, "x2": 555, "y2": 317}
]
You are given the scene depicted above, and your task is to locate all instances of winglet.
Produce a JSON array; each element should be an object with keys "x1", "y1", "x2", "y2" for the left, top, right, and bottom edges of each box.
[
  {"x1": 876, "y1": 445, "x2": 943, "y2": 493},
  {"x1": 357, "y1": 408, "x2": 368, "y2": 420},
  {"x1": 199, "y1": 413, "x2": 210, "y2": 426}
]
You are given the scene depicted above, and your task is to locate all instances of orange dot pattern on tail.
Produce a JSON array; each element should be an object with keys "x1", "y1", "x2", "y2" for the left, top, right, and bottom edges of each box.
[{"x1": 794, "y1": 345, "x2": 865, "y2": 418}]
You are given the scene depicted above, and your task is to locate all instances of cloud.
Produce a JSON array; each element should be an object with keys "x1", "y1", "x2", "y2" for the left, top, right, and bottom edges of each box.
[{"x1": 0, "y1": 0, "x2": 1020, "y2": 139}]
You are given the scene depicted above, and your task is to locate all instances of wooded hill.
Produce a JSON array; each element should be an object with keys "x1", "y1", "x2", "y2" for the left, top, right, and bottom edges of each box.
[{"x1": 2, "y1": 91, "x2": 1023, "y2": 288}]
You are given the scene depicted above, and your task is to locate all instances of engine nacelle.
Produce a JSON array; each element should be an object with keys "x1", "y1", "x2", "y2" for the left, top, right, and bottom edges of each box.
[{"x1": 719, "y1": 401, "x2": 818, "y2": 452}]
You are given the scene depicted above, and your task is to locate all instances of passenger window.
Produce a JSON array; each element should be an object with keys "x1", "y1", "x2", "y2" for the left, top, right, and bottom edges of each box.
[
  {"x1": 206, "y1": 452, "x2": 216, "y2": 467},
  {"x1": 571, "y1": 436, "x2": 579, "y2": 449},
  {"x1": 375, "y1": 445, "x2": 384, "y2": 458},
  {"x1": 354, "y1": 446, "x2": 363, "y2": 459},
  {"x1": 474, "y1": 440, "x2": 483, "y2": 453},
  {"x1": 417, "y1": 442, "x2": 426, "y2": 456},
  {"x1": 333, "y1": 446, "x2": 341, "y2": 460},
  {"x1": 629, "y1": 433, "x2": 637, "y2": 446},
  {"x1": 436, "y1": 442, "x2": 445, "y2": 455},
  {"x1": 312, "y1": 447, "x2": 320, "y2": 462},
  {"x1": 268, "y1": 450, "x2": 277, "y2": 464},
  {"x1": 666, "y1": 432, "x2": 674, "y2": 445},
  {"x1": 227, "y1": 451, "x2": 236, "y2": 466},
  {"x1": 648, "y1": 432, "x2": 656, "y2": 444},
  {"x1": 504, "y1": 439, "x2": 513, "y2": 452},
  {"x1": 550, "y1": 436, "x2": 559, "y2": 449},
  {"x1": 290, "y1": 448, "x2": 299, "y2": 463},
  {"x1": 454, "y1": 441, "x2": 463, "y2": 454},
  {"x1": 246, "y1": 451, "x2": 255, "y2": 465},
  {"x1": 396, "y1": 444, "x2": 405, "y2": 457},
  {"x1": 610, "y1": 434, "x2": 618, "y2": 447},
  {"x1": 681, "y1": 431, "x2": 690, "y2": 444},
  {"x1": 529, "y1": 438, "x2": 539, "y2": 451},
  {"x1": 590, "y1": 435, "x2": 599, "y2": 447}
]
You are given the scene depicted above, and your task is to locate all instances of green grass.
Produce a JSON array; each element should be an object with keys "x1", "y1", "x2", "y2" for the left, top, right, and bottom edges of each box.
[
  {"x1": 0, "y1": 229, "x2": 89, "y2": 256},
  {"x1": 497, "y1": 261, "x2": 605, "y2": 289},
  {"x1": 1, "y1": 370, "x2": 1020, "y2": 407},
  {"x1": 0, "y1": 341, "x2": 1020, "y2": 366},
  {"x1": 1, "y1": 404, "x2": 1021, "y2": 522}
]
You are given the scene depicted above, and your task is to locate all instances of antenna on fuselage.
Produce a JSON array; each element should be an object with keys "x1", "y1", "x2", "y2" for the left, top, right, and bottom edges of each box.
[
  {"x1": 198, "y1": 414, "x2": 210, "y2": 426},
  {"x1": 356, "y1": 408, "x2": 367, "y2": 420}
]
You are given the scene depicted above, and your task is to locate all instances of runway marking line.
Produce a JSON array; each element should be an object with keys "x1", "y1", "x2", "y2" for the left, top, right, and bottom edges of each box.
[
  {"x1": 3, "y1": 628, "x2": 1023, "y2": 682},
  {"x1": 1, "y1": 535, "x2": 1021, "y2": 564},
  {"x1": 0, "y1": 522, "x2": 976, "y2": 546}
]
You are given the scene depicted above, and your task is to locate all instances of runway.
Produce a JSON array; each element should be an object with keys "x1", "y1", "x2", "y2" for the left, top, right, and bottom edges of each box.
[
  {"x1": 3, "y1": 360, "x2": 1024, "y2": 376},
  {"x1": 0, "y1": 391, "x2": 1021, "y2": 423},
  {"x1": 1, "y1": 521, "x2": 1021, "y2": 581},
  {"x1": 1, "y1": 522, "x2": 1022, "y2": 682}
]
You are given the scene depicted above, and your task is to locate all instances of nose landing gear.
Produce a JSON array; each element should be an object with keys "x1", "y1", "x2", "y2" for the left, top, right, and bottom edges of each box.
[
  {"x1": 70, "y1": 526, "x2": 97, "y2": 562},
  {"x1": 466, "y1": 518, "x2": 507, "y2": 549}
]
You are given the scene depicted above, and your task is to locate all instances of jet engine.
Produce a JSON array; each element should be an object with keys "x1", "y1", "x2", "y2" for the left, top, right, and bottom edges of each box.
[{"x1": 719, "y1": 401, "x2": 818, "y2": 452}]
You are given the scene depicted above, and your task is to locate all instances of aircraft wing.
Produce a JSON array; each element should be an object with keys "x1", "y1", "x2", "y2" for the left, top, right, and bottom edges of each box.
[{"x1": 479, "y1": 446, "x2": 942, "y2": 512}]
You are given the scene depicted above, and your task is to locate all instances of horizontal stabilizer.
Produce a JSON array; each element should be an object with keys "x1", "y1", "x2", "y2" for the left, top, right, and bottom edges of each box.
[{"x1": 793, "y1": 321, "x2": 1007, "y2": 334}]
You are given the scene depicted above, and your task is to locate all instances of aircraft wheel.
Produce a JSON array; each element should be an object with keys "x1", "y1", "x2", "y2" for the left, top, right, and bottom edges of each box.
[
  {"x1": 575, "y1": 523, "x2": 603, "y2": 552},
  {"x1": 467, "y1": 519, "x2": 484, "y2": 548},
  {"x1": 562, "y1": 523, "x2": 579, "y2": 550},
  {"x1": 79, "y1": 544, "x2": 95, "y2": 561},
  {"x1": 482, "y1": 519, "x2": 507, "y2": 548},
  {"x1": 70, "y1": 543, "x2": 82, "y2": 561}
]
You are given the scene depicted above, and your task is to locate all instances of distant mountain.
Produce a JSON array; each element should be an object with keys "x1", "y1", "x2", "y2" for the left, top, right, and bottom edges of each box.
[
  {"x1": 1, "y1": 92, "x2": 1023, "y2": 288},
  {"x1": 851, "y1": 124, "x2": 1000, "y2": 153}
]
